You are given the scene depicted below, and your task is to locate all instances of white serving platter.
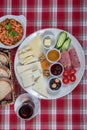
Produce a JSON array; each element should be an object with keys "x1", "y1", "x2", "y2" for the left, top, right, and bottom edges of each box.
[{"x1": 14, "y1": 28, "x2": 85, "y2": 99}]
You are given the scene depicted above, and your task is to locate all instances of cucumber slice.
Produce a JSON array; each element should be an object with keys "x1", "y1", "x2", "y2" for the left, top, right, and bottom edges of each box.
[
  {"x1": 61, "y1": 37, "x2": 71, "y2": 52},
  {"x1": 55, "y1": 31, "x2": 67, "y2": 49}
]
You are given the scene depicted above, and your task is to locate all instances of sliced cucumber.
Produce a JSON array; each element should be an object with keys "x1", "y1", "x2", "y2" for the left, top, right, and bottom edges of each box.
[
  {"x1": 61, "y1": 37, "x2": 71, "y2": 52},
  {"x1": 55, "y1": 31, "x2": 67, "y2": 49}
]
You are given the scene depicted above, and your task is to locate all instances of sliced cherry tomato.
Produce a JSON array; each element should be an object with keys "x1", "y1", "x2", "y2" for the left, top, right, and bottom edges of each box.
[
  {"x1": 69, "y1": 69, "x2": 76, "y2": 76},
  {"x1": 70, "y1": 74, "x2": 76, "y2": 82},
  {"x1": 62, "y1": 77, "x2": 69, "y2": 84},
  {"x1": 63, "y1": 70, "x2": 69, "y2": 77}
]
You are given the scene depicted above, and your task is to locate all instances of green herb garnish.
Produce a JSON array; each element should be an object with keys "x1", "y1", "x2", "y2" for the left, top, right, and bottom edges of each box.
[
  {"x1": 11, "y1": 30, "x2": 18, "y2": 37},
  {"x1": 5, "y1": 22, "x2": 18, "y2": 37},
  {"x1": 5, "y1": 31, "x2": 9, "y2": 36},
  {"x1": 6, "y1": 23, "x2": 11, "y2": 30}
]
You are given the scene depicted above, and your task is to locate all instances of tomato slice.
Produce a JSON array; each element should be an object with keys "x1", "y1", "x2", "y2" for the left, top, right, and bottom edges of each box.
[
  {"x1": 63, "y1": 70, "x2": 69, "y2": 77},
  {"x1": 69, "y1": 69, "x2": 76, "y2": 76},
  {"x1": 62, "y1": 77, "x2": 69, "y2": 84},
  {"x1": 70, "y1": 74, "x2": 76, "y2": 82}
]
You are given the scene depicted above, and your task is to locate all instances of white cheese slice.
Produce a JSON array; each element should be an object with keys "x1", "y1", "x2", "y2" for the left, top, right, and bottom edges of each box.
[
  {"x1": 33, "y1": 69, "x2": 41, "y2": 80},
  {"x1": 17, "y1": 61, "x2": 42, "y2": 74},
  {"x1": 19, "y1": 55, "x2": 34, "y2": 64},
  {"x1": 18, "y1": 46, "x2": 31, "y2": 54},
  {"x1": 32, "y1": 75, "x2": 48, "y2": 98},
  {"x1": 19, "y1": 56, "x2": 38, "y2": 65},
  {"x1": 19, "y1": 51, "x2": 33, "y2": 59},
  {"x1": 20, "y1": 69, "x2": 32, "y2": 78},
  {"x1": 22, "y1": 75, "x2": 34, "y2": 88},
  {"x1": 24, "y1": 57, "x2": 38, "y2": 65}
]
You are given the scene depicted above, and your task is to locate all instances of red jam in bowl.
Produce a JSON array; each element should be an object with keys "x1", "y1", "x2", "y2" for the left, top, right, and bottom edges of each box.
[{"x1": 50, "y1": 63, "x2": 63, "y2": 77}]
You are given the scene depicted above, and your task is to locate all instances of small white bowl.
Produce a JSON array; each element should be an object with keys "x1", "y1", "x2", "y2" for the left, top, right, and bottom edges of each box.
[
  {"x1": 47, "y1": 77, "x2": 62, "y2": 95},
  {"x1": 41, "y1": 30, "x2": 56, "y2": 50},
  {"x1": 42, "y1": 35, "x2": 56, "y2": 50},
  {"x1": 0, "y1": 15, "x2": 26, "y2": 49},
  {"x1": 49, "y1": 62, "x2": 64, "y2": 77},
  {"x1": 46, "y1": 48, "x2": 61, "y2": 63}
]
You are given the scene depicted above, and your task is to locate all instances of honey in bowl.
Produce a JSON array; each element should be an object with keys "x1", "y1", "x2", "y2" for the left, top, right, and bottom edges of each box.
[{"x1": 47, "y1": 49, "x2": 60, "y2": 63}]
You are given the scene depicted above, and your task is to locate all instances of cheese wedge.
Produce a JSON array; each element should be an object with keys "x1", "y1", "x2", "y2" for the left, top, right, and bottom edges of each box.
[
  {"x1": 28, "y1": 35, "x2": 42, "y2": 57},
  {"x1": 32, "y1": 75, "x2": 48, "y2": 98}
]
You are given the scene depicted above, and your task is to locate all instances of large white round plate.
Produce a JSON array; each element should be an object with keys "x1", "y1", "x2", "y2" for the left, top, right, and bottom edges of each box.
[{"x1": 14, "y1": 28, "x2": 85, "y2": 99}]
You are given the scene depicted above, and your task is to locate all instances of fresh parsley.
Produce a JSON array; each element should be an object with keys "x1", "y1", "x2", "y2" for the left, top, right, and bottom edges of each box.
[
  {"x1": 6, "y1": 23, "x2": 11, "y2": 30},
  {"x1": 5, "y1": 31, "x2": 9, "y2": 36},
  {"x1": 11, "y1": 30, "x2": 18, "y2": 37},
  {"x1": 5, "y1": 22, "x2": 19, "y2": 37}
]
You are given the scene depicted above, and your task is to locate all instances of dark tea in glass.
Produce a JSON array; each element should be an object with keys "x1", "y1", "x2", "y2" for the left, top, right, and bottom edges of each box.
[
  {"x1": 18, "y1": 101, "x2": 35, "y2": 119},
  {"x1": 14, "y1": 93, "x2": 40, "y2": 120}
]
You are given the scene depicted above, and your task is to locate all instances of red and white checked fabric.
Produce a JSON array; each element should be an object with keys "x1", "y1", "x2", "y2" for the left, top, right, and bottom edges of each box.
[{"x1": 0, "y1": 0, "x2": 87, "y2": 130}]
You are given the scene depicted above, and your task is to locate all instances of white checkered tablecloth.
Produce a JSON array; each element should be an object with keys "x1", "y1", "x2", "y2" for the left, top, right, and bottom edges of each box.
[{"x1": 0, "y1": 0, "x2": 87, "y2": 130}]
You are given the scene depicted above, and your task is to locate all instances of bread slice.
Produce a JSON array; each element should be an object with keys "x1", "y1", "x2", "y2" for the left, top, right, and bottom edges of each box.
[
  {"x1": 0, "y1": 52, "x2": 9, "y2": 65},
  {"x1": 0, "y1": 78, "x2": 12, "y2": 101},
  {"x1": 0, "y1": 65, "x2": 11, "y2": 78}
]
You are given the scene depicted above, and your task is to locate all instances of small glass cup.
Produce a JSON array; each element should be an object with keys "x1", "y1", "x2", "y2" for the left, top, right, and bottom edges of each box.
[{"x1": 14, "y1": 93, "x2": 40, "y2": 120}]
